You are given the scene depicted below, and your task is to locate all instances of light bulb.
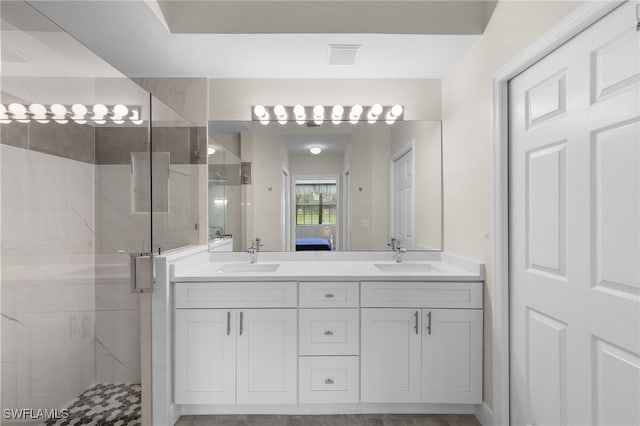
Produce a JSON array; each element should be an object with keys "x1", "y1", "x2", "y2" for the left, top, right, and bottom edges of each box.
[
  {"x1": 71, "y1": 104, "x2": 88, "y2": 116},
  {"x1": 368, "y1": 103, "x2": 383, "y2": 123},
  {"x1": 349, "y1": 104, "x2": 363, "y2": 123},
  {"x1": 385, "y1": 111, "x2": 397, "y2": 125},
  {"x1": 332, "y1": 105, "x2": 344, "y2": 125},
  {"x1": 8, "y1": 103, "x2": 27, "y2": 116},
  {"x1": 50, "y1": 104, "x2": 67, "y2": 118},
  {"x1": 253, "y1": 105, "x2": 267, "y2": 119},
  {"x1": 207, "y1": 146, "x2": 216, "y2": 156},
  {"x1": 391, "y1": 104, "x2": 403, "y2": 117},
  {"x1": 112, "y1": 104, "x2": 129, "y2": 118},
  {"x1": 310, "y1": 146, "x2": 322, "y2": 155},
  {"x1": 93, "y1": 104, "x2": 108, "y2": 118},
  {"x1": 293, "y1": 105, "x2": 305, "y2": 118},
  {"x1": 28, "y1": 103, "x2": 47, "y2": 117},
  {"x1": 274, "y1": 104, "x2": 286, "y2": 118},
  {"x1": 313, "y1": 105, "x2": 324, "y2": 125}
]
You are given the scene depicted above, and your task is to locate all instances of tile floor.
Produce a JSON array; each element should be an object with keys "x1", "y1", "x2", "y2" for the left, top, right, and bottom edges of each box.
[
  {"x1": 175, "y1": 414, "x2": 481, "y2": 426},
  {"x1": 44, "y1": 383, "x2": 141, "y2": 426}
]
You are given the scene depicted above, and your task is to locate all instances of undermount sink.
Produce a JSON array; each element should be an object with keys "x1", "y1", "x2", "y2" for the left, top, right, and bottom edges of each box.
[
  {"x1": 218, "y1": 263, "x2": 280, "y2": 273},
  {"x1": 374, "y1": 262, "x2": 440, "y2": 273}
]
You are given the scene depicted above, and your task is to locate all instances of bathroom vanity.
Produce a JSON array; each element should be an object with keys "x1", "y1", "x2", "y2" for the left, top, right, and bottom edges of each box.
[{"x1": 162, "y1": 249, "x2": 484, "y2": 417}]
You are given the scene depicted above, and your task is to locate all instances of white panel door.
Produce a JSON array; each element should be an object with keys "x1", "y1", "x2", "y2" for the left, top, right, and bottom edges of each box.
[
  {"x1": 421, "y1": 309, "x2": 483, "y2": 404},
  {"x1": 361, "y1": 308, "x2": 421, "y2": 402},
  {"x1": 391, "y1": 149, "x2": 415, "y2": 249},
  {"x1": 236, "y1": 309, "x2": 297, "y2": 404},
  {"x1": 509, "y1": 2, "x2": 640, "y2": 425},
  {"x1": 174, "y1": 309, "x2": 236, "y2": 404}
]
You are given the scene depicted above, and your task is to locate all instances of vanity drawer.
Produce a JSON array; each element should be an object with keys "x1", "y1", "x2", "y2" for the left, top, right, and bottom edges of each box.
[
  {"x1": 299, "y1": 309, "x2": 359, "y2": 355},
  {"x1": 361, "y1": 281, "x2": 483, "y2": 309},
  {"x1": 299, "y1": 356, "x2": 359, "y2": 403},
  {"x1": 299, "y1": 282, "x2": 359, "y2": 308},
  {"x1": 175, "y1": 281, "x2": 297, "y2": 308}
]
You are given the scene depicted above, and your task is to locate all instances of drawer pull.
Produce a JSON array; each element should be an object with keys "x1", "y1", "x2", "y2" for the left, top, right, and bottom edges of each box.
[
  {"x1": 226, "y1": 311, "x2": 231, "y2": 335},
  {"x1": 324, "y1": 330, "x2": 334, "y2": 336},
  {"x1": 239, "y1": 311, "x2": 244, "y2": 335},
  {"x1": 324, "y1": 293, "x2": 335, "y2": 298},
  {"x1": 325, "y1": 378, "x2": 334, "y2": 385},
  {"x1": 414, "y1": 310, "x2": 419, "y2": 334},
  {"x1": 426, "y1": 311, "x2": 432, "y2": 335}
]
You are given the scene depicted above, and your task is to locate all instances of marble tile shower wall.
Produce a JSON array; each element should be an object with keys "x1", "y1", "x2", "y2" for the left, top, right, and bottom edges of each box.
[
  {"x1": 1, "y1": 121, "x2": 205, "y2": 411},
  {"x1": 1, "y1": 122, "x2": 97, "y2": 411}
]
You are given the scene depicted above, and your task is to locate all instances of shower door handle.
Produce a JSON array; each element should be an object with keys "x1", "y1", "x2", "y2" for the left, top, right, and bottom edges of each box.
[{"x1": 130, "y1": 253, "x2": 154, "y2": 293}]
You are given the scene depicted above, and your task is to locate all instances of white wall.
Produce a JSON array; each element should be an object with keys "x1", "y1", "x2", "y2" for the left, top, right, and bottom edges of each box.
[
  {"x1": 391, "y1": 121, "x2": 442, "y2": 250},
  {"x1": 209, "y1": 79, "x2": 441, "y2": 121},
  {"x1": 250, "y1": 125, "x2": 290, "y2": 251},
  {"x1": 441, "y1": 0, "x2": 583, "y2": 410},
  {"x1": 345, "y1": 124, "x2": 391, "y2": 251}
]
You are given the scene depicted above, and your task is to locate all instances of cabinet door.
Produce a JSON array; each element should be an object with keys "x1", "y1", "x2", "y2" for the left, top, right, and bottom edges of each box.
[
  {"x1": 174, "y1": 309, "x2": 236, "y2": 404},
  {"x1": 361, "y1": 308, "x2": 422, "y2": 402},
  {"x1": 236, "y1": 309, "x2": 297, "y2": 404},
  {"x1": 421, "y1": 309, "x2": 483, "y2": 403}
]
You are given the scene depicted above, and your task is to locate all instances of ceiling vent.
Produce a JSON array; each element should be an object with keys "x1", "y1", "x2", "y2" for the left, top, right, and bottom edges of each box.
[{"x1": 328, "y1": 44, "x2": 361, "y2": 66}]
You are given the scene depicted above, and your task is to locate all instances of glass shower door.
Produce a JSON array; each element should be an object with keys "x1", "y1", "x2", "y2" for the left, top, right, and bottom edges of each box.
[{"x1": 1, "y1": 2, "x2": 155, "y2": 424}]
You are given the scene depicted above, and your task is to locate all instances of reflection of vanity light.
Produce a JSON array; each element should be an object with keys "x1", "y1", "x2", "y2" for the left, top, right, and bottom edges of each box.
[
  {"x1": 207, "y1": 146, "x2": 216, "y2": 156},
  {"x1": 293, "y1": 104, "x2": 306, "y2": 125},
  {"x1": 250, "y1": 104, "x2": 404, "y2": 125},
  {"x1": 313, "y1": 105, "x2": 324, "y2": 125},
  {"x1": 349, "y1": 104, "x2": 363, "y2": 124},
  {"x1": 310, "y1": 146, "x2": 322, "y2": 155},
  {"x1": 332, "y1": 105, "x2": 344, "y2": 124},
  {"x1": 386, "y1": 104, "x2": 403, "y2": 124},
  {"x1": 368, "y1": 104, "x2": 383, "y2": 123},
  {"x1": 253, "y1": 105, "x2": 269, "y2": 125},
  {"x1": 274, "y1": 104, "x2": 287, "y2": 125},
  {"x1": 213, "y1": 199, "x2": 227, "y2": 204}
]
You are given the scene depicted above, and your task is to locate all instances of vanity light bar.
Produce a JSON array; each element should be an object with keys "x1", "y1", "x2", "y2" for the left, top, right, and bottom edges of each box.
[
  {"x1": 0, "y1": 103, "x2": 144, "y2": 125},
  {"x1": 251, "y1": 104, "x2": 404, "y2": 125}
]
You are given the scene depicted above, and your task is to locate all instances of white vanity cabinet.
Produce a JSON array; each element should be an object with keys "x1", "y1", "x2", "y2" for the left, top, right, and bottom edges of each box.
[
  {"x1": 174, "y1": 282, "x2": 297, "y2": 405},
  {"x1": 298, "y1": 282, "x2": 360, "y2": 404},
  {"x1": 360, "y1": 281, "x2": 483, "y2": 404}
]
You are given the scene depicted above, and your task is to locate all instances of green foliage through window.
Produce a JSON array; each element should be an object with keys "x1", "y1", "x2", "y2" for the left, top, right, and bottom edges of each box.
[{"x1": 296, "y1": 183, "x2": 336, "y2": 225}]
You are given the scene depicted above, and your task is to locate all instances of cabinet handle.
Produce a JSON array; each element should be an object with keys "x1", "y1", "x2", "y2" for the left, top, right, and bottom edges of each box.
[
  {"x1": 426, "y1": 311, "x2": 432, "y2": 335},
  {"x1": 239, "y1": 311, "x2": 244, "y2": 335},
  {"x1": 324, "y1": 293, "x2": 335, "y2": 298},
  {"x1": 325, "y1": 378, "x2": 334, "y2": 385},
  {"x1": 324, "y1": 330, "x2": 334, "y2": 336},
  {"x1": 226, "y1": 311, "x2": 231, "y2": 336},
  {"x1": 414, "y1": 310, "x2": 419, "y2": 334}
]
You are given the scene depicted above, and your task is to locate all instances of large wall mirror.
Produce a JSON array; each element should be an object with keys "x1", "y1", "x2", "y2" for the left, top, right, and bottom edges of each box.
[{"x1": 208, "y1": 120, "x2": 442, "y2": 252}]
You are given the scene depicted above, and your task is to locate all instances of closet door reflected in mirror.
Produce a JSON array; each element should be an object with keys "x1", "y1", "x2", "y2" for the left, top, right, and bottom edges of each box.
[{"x1": 207, "y1": 120, "x2": 442, "y2": 252}]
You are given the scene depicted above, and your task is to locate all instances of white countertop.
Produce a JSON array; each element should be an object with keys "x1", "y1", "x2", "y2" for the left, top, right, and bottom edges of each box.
[{"x1": 171, "y1": 257, "x2": 483, "y2": 282}]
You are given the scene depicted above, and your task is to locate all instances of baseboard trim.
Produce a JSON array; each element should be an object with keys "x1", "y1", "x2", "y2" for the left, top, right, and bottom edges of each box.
[
  {"x1": 181, "y1": 403, "x2": 478, "y2": 416},
  {"x1": 475, "y1": 402, "x2": 494, "y2": 426}
]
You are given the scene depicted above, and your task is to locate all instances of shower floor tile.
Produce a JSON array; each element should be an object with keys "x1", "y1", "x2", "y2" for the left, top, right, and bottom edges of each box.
[{"x1": 44, "y1": 383, "x2": 141, "y2": 426}]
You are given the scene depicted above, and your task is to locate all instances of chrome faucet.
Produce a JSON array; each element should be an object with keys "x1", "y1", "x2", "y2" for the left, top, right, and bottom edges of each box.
[
  {"x1": 248, "y1": 238, "x2": 263, "y2": 263},
  {"x1": 394, "y1": 246, "x2": 407, "y2": 263}
]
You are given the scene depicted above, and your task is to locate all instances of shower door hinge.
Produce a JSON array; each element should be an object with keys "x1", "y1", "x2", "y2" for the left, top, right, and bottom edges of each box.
[{"x1": 130, "y1": 253, "x2": 155, "y2": 293}]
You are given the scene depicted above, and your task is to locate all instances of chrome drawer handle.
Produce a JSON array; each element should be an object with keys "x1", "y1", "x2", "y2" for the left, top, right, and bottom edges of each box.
[
  {"x1": 325, "y1": 378, "x2": 334, "y2": 385},
  {"x1": 324, "y1": 293, "x2": 335, "y2": 298},
  {"x1": 324, "y1": 330, "x2": 334, "y2": 336}
]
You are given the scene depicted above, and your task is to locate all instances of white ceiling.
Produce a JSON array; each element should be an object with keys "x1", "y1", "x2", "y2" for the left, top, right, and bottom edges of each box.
[{"x1": 25, "y1": 0, "x2": 489, "y2": 80}]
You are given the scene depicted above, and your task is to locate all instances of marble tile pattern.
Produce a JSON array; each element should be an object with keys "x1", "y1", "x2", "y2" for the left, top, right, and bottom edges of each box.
[
  {"x1": 1, "y1": 144, "x2": 96, "y2": 411},
  {"x1": 44, "y1": 383, "x2": 141, "y2": 426},
  {"x1": 175, "y1": 414, "x2": 481, "y2": 426}
]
